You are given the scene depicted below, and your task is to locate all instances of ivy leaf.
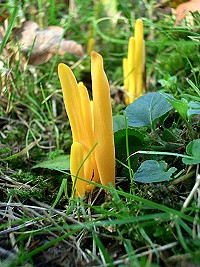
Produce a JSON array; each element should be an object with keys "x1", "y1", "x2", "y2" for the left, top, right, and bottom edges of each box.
[
  {"x1": 182, "y1": 139, "x2": 200, "y2": 164},
  {"x1": 134, "y1": 160, "x2": 177, "y2": 183},
  {"x1": 125, "y1": 92, "x2": 172, "y2": 128},
  {"x1": 32, "y1": 155, "x2": 70, "y2": 171}
]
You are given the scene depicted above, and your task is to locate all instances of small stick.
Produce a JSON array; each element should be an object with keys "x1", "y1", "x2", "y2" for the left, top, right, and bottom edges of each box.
[{"x1": 182, "y1": 164, "x2": 200, "y2": 210}]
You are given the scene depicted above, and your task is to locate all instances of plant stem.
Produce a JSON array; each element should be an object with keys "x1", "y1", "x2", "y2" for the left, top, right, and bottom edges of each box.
[{"x1": 124, "y1": 115, "x2": 134, "y2": 187}]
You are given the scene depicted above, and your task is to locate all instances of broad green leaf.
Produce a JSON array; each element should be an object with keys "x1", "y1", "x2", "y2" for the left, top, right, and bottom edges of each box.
[
  {"x1": 187, "y1": 101, "x2": 200, "y2": 118},
  {"x1": 160, "y1": 93, "x2": 188, "y2": 120},
  {"x1": 32, "y1": 155, "x2": 70, "y2": 171},
  {"x1": 182, "y1": 139, "x2": 200, "y2": 165},
  {"x1": 112, "y1": 115, "x2": 125, "y2": 133},
  {"x1": 114, "y1": 128, "x2": 145, "y2": 156},
  {"x1": 134, "y1": 160, "x2": 176, "y2": 183},
  {"x1": 125, "y1": 92, "x2": 172, "y2": 128},
  {"x1": 114, "y1": 128, "x2": 147, "y2": 171}
]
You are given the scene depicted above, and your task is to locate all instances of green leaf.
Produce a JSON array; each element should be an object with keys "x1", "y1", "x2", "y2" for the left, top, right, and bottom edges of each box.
[
  {"x1": 112, "y1": 114, "x2": 125, "y2": 133},
  {"x1": 114, "y1": 128, "x2": 147, "y2": 171},
  {"x1": 114, "y1": 128, "x2": 145, "y2": 155},
  {"x1": 32, "y1": 155, "x2": 70, "y2": 171},
  {"x1": 187, "y1": 101, "x2": 200, "y2": 118},
  {"x1": 52, "y1": 178, "x2": 68, "y2": 208},
  {"x1": 182, "y1": 139, "x2": 200, "y2": 165},
  {"x1": 160, "y1": 93, "x2": 188, "y2": 120},
  {"x1": 134, "y1": 160, "x2": 176, "y2": 183},
  {"x1": 0, "y1": 6, "x2": 18, "y2": 54},
  {"x1": 158, "y1": 74, "x2": 177, "y2": 90},
  {"x1": 125, "y1": 92, "x2": 172, "y2": 128},
  {"x1": 186, "y1": 78, "x2": 200, "y2": 97}
]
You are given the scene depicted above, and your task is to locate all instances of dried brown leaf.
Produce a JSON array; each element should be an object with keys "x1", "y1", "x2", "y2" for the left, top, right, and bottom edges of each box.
[
  {"x1": 58, "y1": 40, "x2": 84, "y2": 57},
  {"x1": 28, "y1": 51, "x2": 55, "y2": 66},
  {"x1": 154, "y1": 0, "x2": 200, "y2": 25},
  {"x1": 174, "y1": 0, "x2": 200, "y2": 25},
  {"x1": 13, "y1": 21, "x2": 84, "y2": 65}
]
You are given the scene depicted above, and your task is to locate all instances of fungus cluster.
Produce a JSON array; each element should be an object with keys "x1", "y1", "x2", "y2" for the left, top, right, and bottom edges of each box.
[
  {"x1": 123, "y1": 19, "x2": 145, "y2": 105},
  {"x1": 58, "y1": 51, "x2": 115, "y2": 197}
]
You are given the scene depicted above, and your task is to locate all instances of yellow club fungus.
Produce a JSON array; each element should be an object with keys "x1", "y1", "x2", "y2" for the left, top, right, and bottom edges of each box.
[
  {"x1": 91, "y1": 51, "x2": 115, "y2": 187},
  {"x1": 58, "y1": 51, "x2": 115, "y2": 197},
  {"x1": 123, "y1": 19, "x2": 145, "y2": 105}
]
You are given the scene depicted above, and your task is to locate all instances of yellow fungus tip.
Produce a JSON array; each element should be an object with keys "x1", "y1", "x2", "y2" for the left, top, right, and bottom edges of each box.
[
  {"x1": 90, "y1": 51, "x2": 102, "y2": 61},
  {"x1": 90, "y1": 51, "x2": 96, "y2": 57}
]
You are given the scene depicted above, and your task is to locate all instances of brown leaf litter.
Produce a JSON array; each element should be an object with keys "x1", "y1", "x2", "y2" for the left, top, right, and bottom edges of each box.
[
  {"x1": 154, "y1": 0, "x2": 200, "y2": 25},
  {"x1": 0, "y1": 20, "x2": 84, "y2": 66}
]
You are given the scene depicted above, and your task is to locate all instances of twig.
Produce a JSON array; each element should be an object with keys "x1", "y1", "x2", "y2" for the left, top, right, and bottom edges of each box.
[
  {"x1": 193, "y1": 186, "x2": 200, "y2": 239},
  {"x1": 103, "y1": 242, "x2": 178, "y2": 266},
  {"x1": 7, "y1": 197, "x2": 19, "y2": 253},
  {"x1": 0, "y1": 174, "x2": 31, "y2": 188},
  {"x1": 182, "y1": 164, "x2": 200, "y2": 210}
]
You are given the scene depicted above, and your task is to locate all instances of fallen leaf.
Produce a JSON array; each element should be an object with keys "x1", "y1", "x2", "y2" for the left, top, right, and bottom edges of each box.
[
  {"x1": 12, "y1": 21, "x2": 84, "y2": 65},
  {"x1": 154, "y1": 0, "x2": 200, "y2": 25},
  {"x1": 174, "y1": 0, "x2": 200, "y2": 25}
]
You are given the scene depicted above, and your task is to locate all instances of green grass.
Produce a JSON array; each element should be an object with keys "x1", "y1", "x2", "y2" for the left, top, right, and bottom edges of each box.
[{"x1": 0, "y1": 0, "x2": 200, "y2": 266}]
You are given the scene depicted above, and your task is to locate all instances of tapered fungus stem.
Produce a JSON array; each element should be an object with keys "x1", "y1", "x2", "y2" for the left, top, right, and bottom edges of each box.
[
  {"x1": 91, "y1": 51, "x2": 115, "y2": 187},
  {"x1": 78, "y1": 82, "x2": 95, "y2": 150},
  {"x1": 58, "y1": 64, "x2": 93, "y2": 196},
  {"x1": 123, "y1": 58, "x2": 129, "y2": 105},
  {"x1": 58, "y1": 64, "x2": 82, "y2": 142},
  {"x1": 134, "y1": 19, "x2": 144, "y2": 98},
  {"x1": 70, "y1": 142, "x2": 85, "y2": 197},
  {"x1": 127, "y1": 36, "x2": 136, "y2": 103},
  {"x1": 123, "y1": 19, "x2": 145, "y2": 104}
]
